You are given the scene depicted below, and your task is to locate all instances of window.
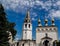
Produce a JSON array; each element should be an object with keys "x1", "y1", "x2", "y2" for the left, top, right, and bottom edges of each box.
[
  {"x1": 54, "y1": 28, "x2": 56, "y2": 30},
  {"x1": 26, "y1": 20, "x2": 27, "y2": 22},
  {"x1": 29, "y1": 24, "x2": 30, "y2": 28},
  {"x1": 22, "y1": 44, "x2": 24, "y2": 46},
  {"x1": 43, "y1": 40, "x2": 49, "y2": 46},
  {"x1": 25, "y1": 24, "x2": 27, "y2": 28}
]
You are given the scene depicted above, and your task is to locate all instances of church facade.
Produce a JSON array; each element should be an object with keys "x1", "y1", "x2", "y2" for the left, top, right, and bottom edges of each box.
[
  {"x1": 11, "y1": 11, "x2": 58, "y2": 46},
  {"x1": 36, "y1": 19, "x2": 58, "y2": 46}
]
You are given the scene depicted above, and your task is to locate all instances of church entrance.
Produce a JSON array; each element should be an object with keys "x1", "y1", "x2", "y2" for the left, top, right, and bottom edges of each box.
[
  {"x1": 22, "y1": 43, "x2": 24, "y2": 46},
  {"x1": 43, "y1": 40, "x2": 49, "y2": 46}
]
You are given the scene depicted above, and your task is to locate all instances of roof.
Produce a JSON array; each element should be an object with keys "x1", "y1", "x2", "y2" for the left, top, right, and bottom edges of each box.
[
  {"x1": 24, "y1": 10, "x2": 31, "y2": 23},
  {"x1": 41, "y1": 36, "x2": 52, "y2": 40}
]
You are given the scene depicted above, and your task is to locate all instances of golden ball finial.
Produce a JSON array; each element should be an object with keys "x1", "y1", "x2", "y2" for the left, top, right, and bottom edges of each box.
[{"x1": 38, "y1": 18, "x2": 42, "y2": 27}]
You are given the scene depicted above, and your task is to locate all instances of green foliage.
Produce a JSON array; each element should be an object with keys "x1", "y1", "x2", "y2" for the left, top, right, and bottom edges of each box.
[
  {"x1": 53, "y1": 40, "x2": 60, "y2": 46},
  {"x1": 56, "y1": 40, "x2": 60, "y2": 46},
  {"x1": 0, "y1": 3, "x2": 17, "y2": 46}
]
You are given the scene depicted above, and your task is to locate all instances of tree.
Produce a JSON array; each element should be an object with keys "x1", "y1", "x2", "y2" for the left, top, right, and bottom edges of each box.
[
  {"x1": 0, "y1": 3, "x2": 17, "y2": 46},
  {"x1": 7, "y1": 22, "x2": 17, "y2": 40},
  {"x1": 53, "y1": 40, "x2": 60, "y2": 46},
  {"x1": 0, "y1": 4, "x2": 10, "y2": 46},
  {"x1": 56, "y1": 40, "x2": 60, "y2": 46}
]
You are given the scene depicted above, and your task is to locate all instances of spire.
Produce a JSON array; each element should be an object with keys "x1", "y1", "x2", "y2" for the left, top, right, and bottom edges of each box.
[
  {"x1": 51, "y1": 17, "x2": 55, "y2": 26},
  {"x1": 26, "y1": 10, "x2": 30, "y2": 19},
  {"x1": 45, "y1": 19, "x2": 48, "y2": 26},
  {"x1": 38, "y1": 18, "x2": 42, "y2": 27},
  {"x1": 24, "y1": 10, "x2": 31, "y2": 23}
]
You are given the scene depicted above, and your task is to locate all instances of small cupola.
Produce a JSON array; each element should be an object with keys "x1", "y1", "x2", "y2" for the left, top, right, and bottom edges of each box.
[
  {"x1": 38, "y1": 18, "x2": 42, "y2": 27},
  {"x1": 45, "y1": 19, "x2": 48, "y2": 26},
  {"x1": 51, "y1": 18, "x2": 55, "y2": 26}
]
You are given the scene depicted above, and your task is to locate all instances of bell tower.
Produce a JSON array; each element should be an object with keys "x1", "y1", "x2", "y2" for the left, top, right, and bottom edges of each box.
[{"x1": 22, "y1": 10, "x2": 32, "y2": 40}]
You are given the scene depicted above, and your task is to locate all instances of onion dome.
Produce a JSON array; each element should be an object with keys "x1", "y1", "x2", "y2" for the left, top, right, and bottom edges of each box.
[
  {"x1": 45, "y1": 19, "x2": 48, "y2": 26},
  {"x1": 51, "y1": 18, "x2": 55, "y2": 26},
  {"x1": 38, "y1": 18, "x2": 42, "y2": 27}
]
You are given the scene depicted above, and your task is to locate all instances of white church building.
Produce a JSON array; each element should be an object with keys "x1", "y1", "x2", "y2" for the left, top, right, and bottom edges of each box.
[{"x1": 9, "y1": 11, "x2": 58, "y2": 46}]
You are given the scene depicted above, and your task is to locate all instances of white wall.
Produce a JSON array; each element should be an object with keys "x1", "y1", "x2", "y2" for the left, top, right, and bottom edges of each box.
[
  {"x1": 23, "y1": 31, "x2": 32, "y2": 40},
  {"x1": 36, "y1": 27, "x2": 58, "y2": 44},
  {"x1": 22, "y1": 23, "x2": 32, "y2": 40},
  {"x1": 36, "y1": 32, "x2": 58, "y2": 43}
]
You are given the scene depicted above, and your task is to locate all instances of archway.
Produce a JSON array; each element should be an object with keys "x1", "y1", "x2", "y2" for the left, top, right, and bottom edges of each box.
[
  {"x1": 43, "y1": 40, "x2": 49, "y2": 46},
  {"x1": 22, "y1": 43, "x2": 24, "y2": 46}
]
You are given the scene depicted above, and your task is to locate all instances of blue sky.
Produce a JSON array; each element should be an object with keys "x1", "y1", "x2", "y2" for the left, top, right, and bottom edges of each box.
[{"x1": 1, "y1": 0, "x2": 60, "y2": 40}]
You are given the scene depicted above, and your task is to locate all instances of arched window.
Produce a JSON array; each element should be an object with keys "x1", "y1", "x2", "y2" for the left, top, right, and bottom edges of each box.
[
  {"x1": 53, "y1": 40, "x2": 57, "y2": 46},
  {"x1": 22, "y1": 43, "x2": 24, "y2": 46},
  {"x1": 26, "y1": 20, "x2": 27, "y2": 22},
  {"x1": 17, "y1": 42, "x2": 19, "y2": 46},
  {"x1": 29, "y1": 24, "x2": 30, "y2": 28},
  {"x1": 53, "y1": 42, "x2": 55, "y2": 46},
  {"x1": 25, "y1": 24, "x2": 27, "y2": 28},
  {"x1": 43, "y1": 40, "x2": 49, "y2": 46}
]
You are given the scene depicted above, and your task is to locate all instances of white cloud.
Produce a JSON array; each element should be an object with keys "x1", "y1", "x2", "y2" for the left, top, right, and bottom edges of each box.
[
  {"x1": 35, "y1": 1, "x2": 43, "y2": 6},
  {"x1": 32, "y1": 12, "x2": 38, "y2": 17},
  {"x1": 56, "y1": 1, "x2": 60, "y2": 9},
  {"x1": 32, "y1": 18, "x2": 37, "y2": 21},
  {"x1": 56, "y1": 1, "x2": 60, "y2": 6},
  {"x1": 1, "y1": 0, "x2": 60, "y2": 18},
  {"x1": 1, "y1": 0, "x2": 35, "y2": 12},
  {"x1": 42, "y1": 1, "x2": 52, "y2": 11},
  {"x1": 49, "y1": 10, "x2": 60, "y2": 18},
  {"x1": 31, "y1": 12, "x2": 38, "y2": 21},
  {"x1": 1, "y1": 0, "x2": 53, "y2": 12},
  {"x1": 32, "y1": 18, "x2": 35, "y2": 20}
]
